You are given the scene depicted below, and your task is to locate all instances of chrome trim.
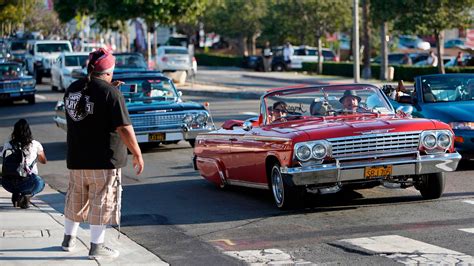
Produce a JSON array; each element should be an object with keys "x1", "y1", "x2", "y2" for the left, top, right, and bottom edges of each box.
[
  {"x1": 280, "y1": 152, "x2": 461, "y2": 186},
  {"x1": 328, "y1": 131, "x2": 422, "y2": 158},
  {"x1": 226, "y1": 179, "x2": 269, "y2": 190}
]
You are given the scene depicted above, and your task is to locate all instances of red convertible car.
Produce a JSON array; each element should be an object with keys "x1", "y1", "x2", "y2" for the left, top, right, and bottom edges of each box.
[{"x1": 193, "y1": 84, "x2": 461, "y2": 209}]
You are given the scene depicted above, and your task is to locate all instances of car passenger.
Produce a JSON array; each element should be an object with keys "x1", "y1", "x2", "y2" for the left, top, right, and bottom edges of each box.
[{"x1": 270, "y1": 101, "x2": 288, "y2": 123}]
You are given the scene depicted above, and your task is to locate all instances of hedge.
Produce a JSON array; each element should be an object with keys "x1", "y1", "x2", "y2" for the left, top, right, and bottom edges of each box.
[
  {"x1": 302, "y1": 62, "x2": 474, "y2": 81},
  {"x1": 195, "y1": 53, "x2": 242, "y2": 67}
]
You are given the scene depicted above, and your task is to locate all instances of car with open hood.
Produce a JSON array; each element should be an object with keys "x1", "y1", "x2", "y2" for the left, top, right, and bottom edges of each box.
[
  {"x1": 193, "y1": 84, "x2": 461, "y2": 209},
  {"x1": 54, "y1": 71, "x2": 213, "y2": 147},
  {"x1": 0, "y1": 62, "x2": 36, "y2": 104},
  {"x1": 387, "y1": 74, "x2": 474, "y2": 160}
]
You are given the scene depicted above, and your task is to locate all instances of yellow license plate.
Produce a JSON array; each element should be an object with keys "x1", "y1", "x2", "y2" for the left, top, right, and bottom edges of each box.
[
  {"x1": 364, "y1": 165, "x2": 393, "y2": 179},
  {"x1": 148, "y1": 133, "x2": 165, "y2": 142}
]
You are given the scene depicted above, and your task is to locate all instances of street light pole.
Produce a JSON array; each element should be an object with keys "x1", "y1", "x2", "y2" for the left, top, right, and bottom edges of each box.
[{"x1": 353, "y1": 0, "x2": 360, "y2": 83}]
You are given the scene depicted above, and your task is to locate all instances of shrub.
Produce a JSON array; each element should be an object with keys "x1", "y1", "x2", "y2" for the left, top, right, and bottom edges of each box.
[{"x1": 195, "y1": 53, "x2": 242, "y2": 67}]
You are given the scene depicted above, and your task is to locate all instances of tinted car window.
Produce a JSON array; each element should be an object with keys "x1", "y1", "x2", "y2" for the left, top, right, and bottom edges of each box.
[
  {"x1": 64, "y1": 55, "x2": 88, "y2": 67},
  {"x1": 322, "y1": 50, "x2": 335, "y2": 58},
  {"x1": 11, "y1": 41, "x2": 27, "y2": 51},
  {"x1": 164, "y1": 49, "x2": 188, "y2": 55},
  {"x1": 307, "y1": 49, "x2": 318, "y2": 56},
  {"x1": 115, "y1": 54, "x2": 147, "y2": 69},
  {"x1": 294, "y1": 49, "x2": 307, "y2": 56},
  {"x1": 118, "y1": 78, "x2": 177, "y2": 102},
  {"x1": 37, "y1": 43, "x2": 71, "y2": 53}
]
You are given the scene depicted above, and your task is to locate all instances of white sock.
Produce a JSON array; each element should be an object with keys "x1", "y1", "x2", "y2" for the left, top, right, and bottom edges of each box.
[
  {"x1": 64, "y1": 218, "x2": 79, "y2": 236},
  {"x1": 90, "y1": 225, "x2": 106, "y2": 244}
]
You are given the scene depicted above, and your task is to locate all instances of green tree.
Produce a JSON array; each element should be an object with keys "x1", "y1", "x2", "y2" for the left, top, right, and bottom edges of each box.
[
  {"x1": 394, "y1": 0, "x2": 474, "y2": 74},
  {"x1": 203, "y1": 0, "x2": 267, "y2": 56}
]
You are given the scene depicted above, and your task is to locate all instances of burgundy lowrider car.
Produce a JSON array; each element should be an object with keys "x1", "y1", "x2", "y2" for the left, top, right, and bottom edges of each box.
[{"x1": 193, "y1": 84, "x2": 461, "y2": 209}]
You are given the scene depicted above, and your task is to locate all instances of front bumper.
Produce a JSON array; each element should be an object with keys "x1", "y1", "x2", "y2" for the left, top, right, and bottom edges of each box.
[
  {"x1": 0, "y1": 88, "x2": 36, "y2": 101},
  {"x1": 281, "y1": 152, "x2": 461, "y2": 186}
]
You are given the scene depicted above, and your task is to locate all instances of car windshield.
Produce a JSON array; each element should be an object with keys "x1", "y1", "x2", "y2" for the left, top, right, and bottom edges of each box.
[
  {"x1": 118, "y1": 78, "x2": 177, "y2": 102},
  {"x1": 11, "y1": 41, "x2": 26, "y2": 51},
  {"x1": 264, "y1": 85, "x2": 393, "y2": 124},
  {"x1": 115, "y1": 54, "x2": 147, "y2": 69},
  {"x1": 0, "y1": 64, "x2": 21, "y2": 77},
  {"x1": 421, "y1": 75, "x2": 474, "y2": 103},
  {"x1": 64, "y1": 55, "x2": 88, "y2": 67},
  {"x1": 37, "y1": 43, "x2": 71, "y2": 53},
  {"x1": 164, "y1": 48, "x2": 188, "y2": 55}
]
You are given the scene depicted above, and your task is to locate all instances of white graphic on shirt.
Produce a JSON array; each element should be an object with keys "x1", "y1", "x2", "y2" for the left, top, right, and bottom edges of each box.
[{"x1": 65, "y1": 92, "x2": 95, "y2": 121}]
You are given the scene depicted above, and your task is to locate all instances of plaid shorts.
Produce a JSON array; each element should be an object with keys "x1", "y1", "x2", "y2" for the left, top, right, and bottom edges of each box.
[{"x1": 64, "y1": 169, "x2": 122, "y2": 225}]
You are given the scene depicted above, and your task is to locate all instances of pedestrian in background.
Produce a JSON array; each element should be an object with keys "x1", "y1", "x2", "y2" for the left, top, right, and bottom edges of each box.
[
  {"x1": 262, "y1": 41, "x2": 273, "y2": 72},
  {"x1": 61, "y1": 48, "x2": 144, "y2": 260},
  {"x1": 283, "y1": 41, "x2": 294, "y2": 71},
  {"x1": 427, "y1": 51, "x2": 438, "y2": 67},
  {"x1": 402, "y1": 53, "x2": 412, "y2": 65},
  {"x1": 1, "y1": 119, "x2": 47, "y2": 209}
]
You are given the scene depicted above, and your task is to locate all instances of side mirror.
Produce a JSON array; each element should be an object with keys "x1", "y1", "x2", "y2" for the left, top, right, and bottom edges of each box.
[
  {"x1": 177, "y1": 91, "x2": 183, "y2": 97},
  {"x1": 243, "y1": 121, "x2": 253, "y2": 131}
]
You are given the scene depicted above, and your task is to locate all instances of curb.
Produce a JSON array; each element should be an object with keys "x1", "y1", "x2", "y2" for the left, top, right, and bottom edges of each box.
[
  {"x1": 241, "y1": 74, "x2": 333, "y2": 85},
  {"x1": 179, "y1": 87, "x2": 263, "y2": 100}
]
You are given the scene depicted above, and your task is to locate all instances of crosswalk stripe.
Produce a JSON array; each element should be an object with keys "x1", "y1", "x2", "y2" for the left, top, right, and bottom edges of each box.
[
  {"x1": 224, "y1": 249, "x2": 312, "y2": 265},
  {"x1": 463, "y1": 200, "x2": 474, "y2": 205},
  {"x1": 459, "y1": 228, "x2": 474, "y2": 234},
  {"x1": 340, "y1": 235, "x2": 474, "y2": 264}
]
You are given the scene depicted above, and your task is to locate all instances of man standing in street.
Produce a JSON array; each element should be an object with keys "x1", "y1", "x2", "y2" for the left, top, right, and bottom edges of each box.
[
  {"x1": 262, "y1": 41, "x2": 273, "y2": 72},
  {"x1": 427, "y1": 51, "x2": 438, "y2": 67},
  {"x1": 283, "y1": 41, "x2": 294, "y2": 71},
  {"x1": 61, "y1": 48, "x2": 144, "y2": 260}
]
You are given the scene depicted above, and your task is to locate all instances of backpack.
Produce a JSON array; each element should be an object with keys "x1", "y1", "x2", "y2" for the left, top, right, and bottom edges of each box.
[{"x1": 2, "y1": 142, "x2": 34, "y2": 178}]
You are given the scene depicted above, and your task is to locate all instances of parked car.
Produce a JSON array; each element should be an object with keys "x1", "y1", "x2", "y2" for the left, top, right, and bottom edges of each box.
[
  {"x1": 54, "y1": 71, "x2": 213, "y2": 147},
  {"x1": 397, "y1": 35, "x2": 431, "y2": 50},
  {"x1": 387, "y1": 74, "x2": 474, "y2": 160},
  {"x1": 413, "y1": 56, "x2": 454, "y2": 66},
  {"x1": 156, "y1": 45, "x2": 196, "y2": 74},
  {"x1": 372, "y1": 53, "x2": 428, "y2": 65},
  {"x1": 0, "y1": 62, "x2": 36, "y2": 104},
  {"x1": 51, "y1": 52, "x2": 89, "y2": 91},
  {"x1": 114, "y1": 52, "x2": 148, "y2": 73},
  {"x1": 260, "y1": 46, "x2": 329, "y2": 71},
  {"x1": 25, "y1": 40, "x2": 73, "y2": 84},
  {"x1": 444, "y1": 38, "x2": 466, "y2": 49},
  {"x1": 80, "y1": 42, "x2": 107, "y2": 52},
  {"x1": 193, "y1": 84, "x2": 461, "y2": 209}
]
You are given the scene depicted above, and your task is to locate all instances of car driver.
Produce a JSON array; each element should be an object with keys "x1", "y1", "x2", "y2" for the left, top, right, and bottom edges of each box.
[
  {"x1": 339, "y1": 90, "x2": 365, "y2": 113},
  {"x1": 270, "y1": 101, "x2": 288, "y2": 123}
]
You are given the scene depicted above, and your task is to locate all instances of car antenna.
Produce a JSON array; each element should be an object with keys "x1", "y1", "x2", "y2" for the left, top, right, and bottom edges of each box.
[{"x1": 204, "y1": 102, "x2": 217, "y2": 130}]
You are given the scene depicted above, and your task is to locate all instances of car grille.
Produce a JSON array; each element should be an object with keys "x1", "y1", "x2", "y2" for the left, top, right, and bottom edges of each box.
[
  {"x1": 130, "y1": 113, "x2": 184, "y2": 132},
  {"x1": 0, "y1": 82, "x2": 20, "y2": 90},
  {"x1": 327, "y1": 131, "x2": 421, "y2": 158}
]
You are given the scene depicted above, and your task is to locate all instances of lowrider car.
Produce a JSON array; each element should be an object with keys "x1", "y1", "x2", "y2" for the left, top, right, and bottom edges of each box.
[
  {"x1": 0, "y1": 62, "x2": 36, "y2": 104},
  {"x1": 193, "y1": 84, "x2": 461, "y2": 209},
  {"x1": 388, "y1": 74, "x2": 474, "y2": 159},
  {"x1": 54, "y1": 71, "x2": 213, "y2": 147}
]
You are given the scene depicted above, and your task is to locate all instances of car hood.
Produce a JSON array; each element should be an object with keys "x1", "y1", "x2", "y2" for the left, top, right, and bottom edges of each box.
[
  {"x1": 268, "y1": 116, "x2": 442, "y2": 142},
  {"x1": 417, "y1": 101, "x2": 474, "y2": 123},
  {"x1": 126, "y1": 101, "x2": 205, "y2": 114}
]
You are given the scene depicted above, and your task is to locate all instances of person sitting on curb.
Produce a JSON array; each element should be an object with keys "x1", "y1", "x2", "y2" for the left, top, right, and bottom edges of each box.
[{"x1": 1, "y1": 119, "x2": 47, "y2": 209}]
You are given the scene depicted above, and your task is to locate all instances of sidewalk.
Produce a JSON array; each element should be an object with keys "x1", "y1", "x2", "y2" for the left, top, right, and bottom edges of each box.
[
  {"x1": 0, "y1": 184, "x2": 168, "y2": 265},
  {"x1": 178, "y1": 68, "x2": 399, "y2": 100}
]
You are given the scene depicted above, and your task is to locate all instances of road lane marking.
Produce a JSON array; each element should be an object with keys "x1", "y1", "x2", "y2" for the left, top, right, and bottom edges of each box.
[
  {"x1": 339, "y1": 235, "x2": 474, "y2": 264},
  {"x1": 35, "y1": 95, "x2": 47, "y2": 100},
  {"x1": 459, "y1": 228, "x2": 474, "y2": 234},
  {"x1": 224, "y1": 249, "x2": 312, "y2": 265},
  {"x1": 463, "y1": 200, "x2": 474, "y2": 205}
]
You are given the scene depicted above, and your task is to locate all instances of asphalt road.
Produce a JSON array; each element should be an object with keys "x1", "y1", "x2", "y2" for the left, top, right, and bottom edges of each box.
[{"x1": 1, "y1": 76, "x2": 474, "y2": 265}]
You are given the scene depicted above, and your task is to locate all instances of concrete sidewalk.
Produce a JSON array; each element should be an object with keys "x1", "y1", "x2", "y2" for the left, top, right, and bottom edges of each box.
[{"x1": 0, "y1": 184, "x2": 168, "y2": 265}]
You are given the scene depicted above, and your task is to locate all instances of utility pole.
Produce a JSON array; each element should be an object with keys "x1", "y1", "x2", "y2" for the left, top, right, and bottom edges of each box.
[{"x1": 353, "y1": 0, "x2": 360, "y2": 83}]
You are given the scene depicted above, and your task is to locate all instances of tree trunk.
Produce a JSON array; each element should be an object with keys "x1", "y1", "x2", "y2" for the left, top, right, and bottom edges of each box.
[
  {"x1": 362, "y1": 0, "x2": 371, "y2": 79},
  {"x1": 250, "y1": 33, "x2": 260, "y2": 55},
  {"x1": 380, "y1": 22, "x2": 388, "y2": 80},
  {"x1": 317, "y1": 36, "x2": 323, "y2": 74},
  {"x1": 435, "y1": 30, "x2": 445, "y2": 74},
  {"x1": 238, "y1": 35, "x2": 249, "y2": 57}
]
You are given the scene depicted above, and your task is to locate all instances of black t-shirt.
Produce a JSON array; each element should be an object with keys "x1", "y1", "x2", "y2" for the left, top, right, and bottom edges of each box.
[{"x1": 64, "y1": 78, "x2": 131, "y2": 169}]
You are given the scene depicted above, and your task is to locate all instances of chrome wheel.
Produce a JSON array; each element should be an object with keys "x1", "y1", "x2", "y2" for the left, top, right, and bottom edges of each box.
[{"x1": 271, "y1": 165, "x2": 284, "y2": 207}]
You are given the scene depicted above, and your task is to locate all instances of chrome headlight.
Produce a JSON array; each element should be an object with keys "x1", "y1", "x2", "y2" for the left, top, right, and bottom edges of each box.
[
  {"x1": 312, "y1": 143, "x2": 328, "y2": 160},
  {"x1": 195, "y1": 113, "x2": 208, "y2": 125},
  {"x1": 294, "y1": 140, "x2": 332, "y2": 162},
  {"x1": 183, "y1": 114, "x2": 193, "y2": 124},
  {"x1": 449, "y1": 122, "x2": 474, "y2": 130},
  {"x1": 21, "y1": 80, "x2": 35, "y2": 87},
  {"x1": 420, "y1": 130, "x2": 453, "y2": 152},
  {"x1": 437, "y1": 132, "x2": 452, "y2": 149},
  {"x1": 296, "y1": 144, "x2": 312, "y2": 161}
]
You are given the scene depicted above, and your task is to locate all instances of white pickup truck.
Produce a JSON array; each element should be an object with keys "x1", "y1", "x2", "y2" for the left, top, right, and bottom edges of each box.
[{"x1": 25, "y1": 40, "x2": 72, "y2": 84}]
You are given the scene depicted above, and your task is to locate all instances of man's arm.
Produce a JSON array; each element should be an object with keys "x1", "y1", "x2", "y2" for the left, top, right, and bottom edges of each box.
[{"x1": 117, "y1": 125, "x2": 144, "y2": 175}]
